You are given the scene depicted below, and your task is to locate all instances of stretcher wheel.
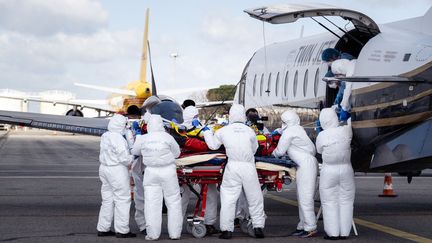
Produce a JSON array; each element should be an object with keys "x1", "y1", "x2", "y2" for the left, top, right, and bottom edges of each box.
[
  {"x1": 240, "y1": 219, "x2": 249, "y2": 234},
  {"x1": 186, "y1": 223, "x2": 193, "y2": 234},
  {"x1": 191, "y1": 224, "x2": 206, "y2": 238}
]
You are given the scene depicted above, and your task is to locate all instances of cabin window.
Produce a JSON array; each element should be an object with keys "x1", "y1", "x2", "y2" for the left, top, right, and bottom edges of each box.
[
  {"x1": 303, "y1": 69, "x2": 309, "y2": 97},
  {"x1": 293, "y1": 70, "x2": 298, "y2": 97},
  {"x1": 284, "y1": 71, "x2": 289, "y2": 97},
  {"x1": 252, "y1": 74, "x2": 257, "y2": 96},
  {"x1": 260, "y1": 73, "x2": 264, "y2": 96},
  {"x1": 314, "y1": 68, "x2": 319, "y2": 97},
  {"x1": 275, "y1": 72, "x2": 280, "y2": 97},
  {"x1": 266, "y1": 73, "x2": 272, "y2": 96}
]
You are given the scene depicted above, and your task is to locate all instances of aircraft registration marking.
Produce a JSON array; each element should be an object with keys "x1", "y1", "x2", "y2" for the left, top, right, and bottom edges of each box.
[{"x1": 266, "y1": 194, "x2": 432, "y2": 242}]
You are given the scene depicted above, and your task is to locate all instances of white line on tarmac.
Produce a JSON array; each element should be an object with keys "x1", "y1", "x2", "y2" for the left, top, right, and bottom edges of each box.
[{"x1": 0, "y1": 176, "x2": 98, "y2": 179}]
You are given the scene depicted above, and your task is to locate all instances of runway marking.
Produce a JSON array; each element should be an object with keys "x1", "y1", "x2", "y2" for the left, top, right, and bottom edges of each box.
[
  {"x1": 0, "y1": 176, "x2": 98, "y2": 179},
  {"x1": 266, "y1": 194, "x2": 432, "y2": 243}
]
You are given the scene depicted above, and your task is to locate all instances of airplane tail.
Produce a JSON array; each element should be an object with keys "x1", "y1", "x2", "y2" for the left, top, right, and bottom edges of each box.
[
  {"x1": 385, "y1": 6, "x2": 432, "y2": 36},
  {"x1": 139, "y1": 8, "x2": 150, "y2": 84}
]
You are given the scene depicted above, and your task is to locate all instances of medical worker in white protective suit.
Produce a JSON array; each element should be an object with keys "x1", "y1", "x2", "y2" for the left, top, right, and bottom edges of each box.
[
  {"x1": 331, "y1": 59, "x2": 356, "y2": 121},
  {"x1": 203, "y1": 104, "x2": 265, "y2": 239},
  {"x1": 127, "y1": 97, "x2": 162, "y2": 235},
  {"x1": 97, "y1": 114, "x2": 136, "y2": 238},
  {"x1": 271, "y1": 110, "x2": 318, "y2": 238},
  {"x1": 316, "y1": 108, "x2": 355, "y2": 240},
  {"x1": 126, "y1": 121, "x2": 146, "y2": 234},
  {"x1": 132, "y1": 114, "x2": 183, "y2": 240},
  {"x1": 180, "y1": 105, "x2": 220, "y2": 235}
]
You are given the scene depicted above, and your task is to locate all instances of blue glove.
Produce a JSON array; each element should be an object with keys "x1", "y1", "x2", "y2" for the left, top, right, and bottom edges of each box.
[
  {"x1": 192, "y1": 119, "x2": 200, "y2": 127},
  {"x1": 271, "y1": 130, "x2": 280, "y2": 136},
  {"x1": 171, "y1": 118, "x2": 178, "y2": 123},
  {"x1": 201, "y1": 126, "x2": 210, "y2": 132},
  {"x1": 132, "y1": 121, "x2": 141, "y2": 135},
  {"x1": 339, "y1": 109, "x2": 351, "y2": 121},
  {"x1": 221, "y1": 121, "x2": 228, "y2": 126}
]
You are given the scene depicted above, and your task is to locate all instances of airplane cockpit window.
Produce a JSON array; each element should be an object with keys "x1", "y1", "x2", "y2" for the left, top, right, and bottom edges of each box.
[
  {"x1": 275, "y1": 72, "x2": 280, "y2": 97},
  {"x1": 293, "y1": 70, "x2": 298, "y2": 97},
  {"x1": 314, "y1": 68, "x2": 319, "y2": 97},
  {"x1": 266, "y1": 73, "x2": 272, "y2": 96},
  {"x1": 284, "y1": 71, "x2": 289, "y2": 97},
  {"x1": 303, "y1": 69, "x2": 309, "y2": 97},
  {"x1": 260, "y1": 73, "x2": 264, "y2": 96},
  {"x1": 253, "y1": 74, "x2": 257, "y2": 96}
]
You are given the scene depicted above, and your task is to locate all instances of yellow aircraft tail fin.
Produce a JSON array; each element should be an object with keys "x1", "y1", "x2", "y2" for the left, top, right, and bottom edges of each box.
[{"x1": 139, "y1": 8, "x2": 150, "y2": 84}]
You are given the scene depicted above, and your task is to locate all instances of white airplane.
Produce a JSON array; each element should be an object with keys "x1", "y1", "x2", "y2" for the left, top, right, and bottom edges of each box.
[
  {"x1": 233, "y1": 4, "x2": 432, "y2": 175},
  {"x1": 0, "y1": 4, "x2": 430, "y2": 177}
]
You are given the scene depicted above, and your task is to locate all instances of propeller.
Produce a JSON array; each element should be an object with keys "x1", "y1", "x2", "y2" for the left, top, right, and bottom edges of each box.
[{"x1": 147, "y1": 40, "x2": 158, "y2": 97}]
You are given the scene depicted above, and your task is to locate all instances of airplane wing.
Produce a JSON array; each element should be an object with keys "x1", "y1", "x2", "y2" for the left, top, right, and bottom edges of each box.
[
  {"x1": 0, "y1": 110, "x2": 109, "y2": 136},
  {"x1": 323, "y1": 76, "x2": 430, "y2": 83},
  {"x1": 244, "y1": 3, "x2": 380, "y2": 34},
  {"x1": 0, "y1": 95, "x2": 115, "y2": 115},
  {"x1": 74, "y1": 82, "x2": 136, "y2": 96},
  {"x1": 196, "y1": 100, "x2": 234, "y2": 108}
]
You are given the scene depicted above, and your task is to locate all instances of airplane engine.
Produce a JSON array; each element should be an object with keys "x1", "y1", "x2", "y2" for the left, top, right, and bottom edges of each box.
[{"x1": 65, "y1": 109, "x2": 84, "y2": 117}]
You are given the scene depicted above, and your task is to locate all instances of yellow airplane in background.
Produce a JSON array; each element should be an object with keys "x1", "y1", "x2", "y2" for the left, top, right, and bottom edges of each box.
[{"x1": 75, "y1": 8, "x2": 153, "y2": 116}]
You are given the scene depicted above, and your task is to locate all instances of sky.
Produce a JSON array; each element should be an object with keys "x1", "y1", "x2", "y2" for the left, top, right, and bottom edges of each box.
[{"x1": 0, "y1": 0, "x2": 431, "y2": 101}]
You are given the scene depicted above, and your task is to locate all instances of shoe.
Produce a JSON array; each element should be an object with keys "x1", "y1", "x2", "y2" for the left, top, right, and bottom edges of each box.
[
  {"x1": 170, "y1": 236, "x2": 180, "y2": 240},
  {"x1": 300, "y1": 230, "x2": 317, "y2": 238},
  {"x1": 219, "y1": 231, "x2": 232, "y2": 239},
  {"x1": 291, "y1": 229, "x2": 305, "y2": 236},
  {"x1": 141, "y1": 229, "x2": 147, "y2": 235},
  {"x1": 205, "y1": 225, "x2": 220, "y2": 235},
  {"x1": 145, "y1": 235, "x2": 158, "y2": 240},
  {"x1": 254, "y1": 228, "x2": 265, "y2": 238},
  {"x1": 339, "y1": 236, "x2": 349, "y2": 240},
  {"x1": 234, "y1": 218, "x2": 241, "y2": 228},
  {"x1": 97, "y1": 230, "x2": 115, "y2": 237},
  {"x1": 324, "y1": 235, "x2": 339, "y2": 240},
  {"x1": 116, "y1": 232, "x2": 137, "y2": 238}
]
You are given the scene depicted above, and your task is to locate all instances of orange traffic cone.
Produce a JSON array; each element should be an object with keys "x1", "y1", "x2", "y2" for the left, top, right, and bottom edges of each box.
[{"x1": 379, "y1": 173, "x2": 398, "y2": 197}]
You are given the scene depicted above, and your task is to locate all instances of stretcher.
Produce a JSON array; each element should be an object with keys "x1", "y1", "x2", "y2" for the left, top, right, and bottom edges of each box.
[{"x1": 176, "y1": 153, "x2": 297, "y2": 238}]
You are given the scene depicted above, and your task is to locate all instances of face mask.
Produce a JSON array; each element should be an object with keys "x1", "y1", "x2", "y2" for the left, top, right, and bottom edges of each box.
[{"x1": 328, "y1": 82, "x2": 338, "y2": 89}]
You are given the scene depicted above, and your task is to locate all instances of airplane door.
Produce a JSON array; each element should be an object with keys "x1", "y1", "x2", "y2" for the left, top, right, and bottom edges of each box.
[{"x1": 325, "y1": 83, "x2": 338, "y2": 108}]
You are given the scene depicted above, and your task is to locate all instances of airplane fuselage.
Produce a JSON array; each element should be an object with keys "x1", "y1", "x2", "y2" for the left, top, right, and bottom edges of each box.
[{"x1": 235, "y1": 22, "x2": 432, "y2": 173}]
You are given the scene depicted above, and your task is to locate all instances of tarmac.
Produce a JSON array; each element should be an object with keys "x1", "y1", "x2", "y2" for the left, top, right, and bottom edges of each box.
[{"x1": 0, "y1": 130, "x2": 431, "y2": 242}]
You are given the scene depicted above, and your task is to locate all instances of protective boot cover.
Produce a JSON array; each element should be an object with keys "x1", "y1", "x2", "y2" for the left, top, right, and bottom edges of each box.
[
  {"x1": 203, "y1": 104, "x2": 265, "y2": 231},
  {"x1": 316, "y1": 108, "x2": 355, "y2": 237},
  {"x1": 97, "y1": 114, "x2": 133, "y2": 234},
  {"x1": 272, "y1": 110, "x2": 318, "y2": 231}
]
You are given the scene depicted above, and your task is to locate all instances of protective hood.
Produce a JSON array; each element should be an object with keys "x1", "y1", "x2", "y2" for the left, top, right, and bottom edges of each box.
[
  {"x1": 183, "y1": 106, "x2": 199, "y2": 126},
  {"x1": 143, "y1": 111, "x2": 151, "y2": 123},
  {"x1": 319, "y1": 108, "x2": 339, "y2": 130},
  {"x1": 331, "y1": 59, "x2": 356, "y2": 76},
  {"x1": 108, "y1": 114, "x2": 128, "y2": 134},
  {"x1": 143, "y1": 96, "x2": 161, "y2": 112},
  {"x1": 147, "y1": 114, "x2": 165, "y2": 133},
  {"x1": 229, "y1": 104, "x2": 247, "y2": 123},
  {"x1": 281, "y1": 110, "x2": 300, "y2": 130}
]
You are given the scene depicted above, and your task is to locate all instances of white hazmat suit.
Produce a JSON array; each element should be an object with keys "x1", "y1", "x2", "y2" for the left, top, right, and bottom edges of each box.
[
  {"x1": 331, "y1": 59, "x2": 356, "y2": 112},
  {"x1": 204, "y1": 104, "x2": 265, "y2": 232},
  {"x1": 180, "y1": 106, "x2": 219, "y2": 226},
  {"x1": 272, "y1": 110, "x2": 318, "y2": 232},
  {"x1": 97, "y1": 114, "x2": 134, "y2": 234},
  {"x1": 131, "y1": 114, "x2": 183, "y2": 240},
  {"x1": 124, "y1": 128, "x2": 147, "y2": 232},
  {"x1": 316, "y1": 108, "x2": 355, "y2": 237}
]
